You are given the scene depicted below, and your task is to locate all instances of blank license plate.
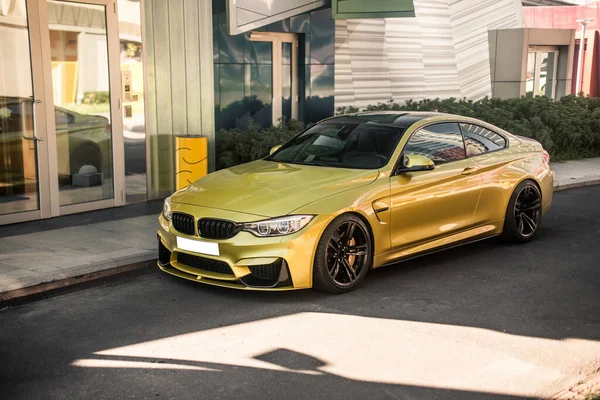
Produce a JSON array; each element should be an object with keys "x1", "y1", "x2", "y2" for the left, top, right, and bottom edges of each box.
[{"x1": 176, "y1": 236, "x2": 219, "y2": 256}]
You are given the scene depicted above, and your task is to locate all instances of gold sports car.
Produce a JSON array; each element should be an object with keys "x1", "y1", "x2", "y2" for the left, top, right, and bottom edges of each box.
[{"x1": 157, "y1": 112, "x2": 553, "y2": 293}]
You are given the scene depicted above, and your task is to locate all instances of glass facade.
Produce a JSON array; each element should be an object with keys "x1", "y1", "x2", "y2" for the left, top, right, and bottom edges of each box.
[
  {"x1": 0, "y1": 0, "x2": 39, "y2": 216},
  {"x1": 0, "y1": 0, "x2": 148, "y2": 225},
  {"x1": 212, "y1": 0, "x2": 335, "y2": 130},
  {"x1": 48, "y1": 2, "x2": 115, "y2": 206},
  {"x1": 526, "y1": 48, "x2": 559, "y2": 99},
  {"x1": 118, "y1": 0, "x2": 147, "y2": 204}
]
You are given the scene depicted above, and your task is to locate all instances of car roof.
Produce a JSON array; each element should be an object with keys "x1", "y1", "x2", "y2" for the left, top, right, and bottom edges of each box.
[
  {"x1": 325, "y1": 111, "x2": 452, "y2": 128},
  {"x1": 325, "y1": 111, "x2": 518, "y2": 143}
]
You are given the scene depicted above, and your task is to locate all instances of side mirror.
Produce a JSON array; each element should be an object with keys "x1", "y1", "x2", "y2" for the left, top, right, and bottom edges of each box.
[
  {"x1": 396, "y1": 154, "x2": 435, "y2": 173},
  {"x1": 269, "y1": 144, "x2": 282, "y2": 155}
]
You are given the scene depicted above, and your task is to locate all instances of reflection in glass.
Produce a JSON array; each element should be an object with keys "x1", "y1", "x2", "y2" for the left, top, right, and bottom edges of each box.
[
  {"x1": 282, "y1": 42, "x2": 291, "y2": 65},
  {"x1": 265, "y1": 19, "x2": 290, "y2": 33},
  {"x1": 282, "y1": 42, "x2": 292, "y2": 122},
  {"x1": 217, "y1": 12, "x2": 244, "y2": 64},
  {"x1": 245, "y1": 65, "x2": 273, "y2": 128},
  {"x1": 541, "y1": 52, "x2": 556, "y2": 99},
  {"x1": 245, "y1": 38, "x2": 272, "y2": 64},
  {"x1": 460, "y1": 123, "x2": 507, "y2": 157},
  {"x1": 214, "y1": 65, "x2": 221, "y2": 130},
  {"x1": 48, "y1": 1, "x2": 114, "y2": 206},
  {"x1": 309, "y1": 9, "x2": 335, "y2": 64},
  {"x1": 404, "y1": 123, "x2": 466, "y2": 165},
  {"x1": 219, "y1": 64, "x2": 245, "y2": 130},
  {"x1": 526, "y1": 52, "x2": 535, "y2": 94},
  {"x1": 539, "y1": 52, "x2": 549, "y2": 97},
  {"x1": 0, "y1": 0, "x2": 39, "y2": 215},
  {"x1": 310, "y1": 64, "x2": 334, "y2": 98},
  {"x1": 118, "y1": 0, "x2": 147, "y2": 204},
  {"x1": 527, "y1": 51, "x2": 557, "y2": 99},
  {"x1": 290, "y1": 14, "x2": 311, "y2": 33},
  {"x1": 306, "y1": 64, "x2": 334, "y2": 123}
]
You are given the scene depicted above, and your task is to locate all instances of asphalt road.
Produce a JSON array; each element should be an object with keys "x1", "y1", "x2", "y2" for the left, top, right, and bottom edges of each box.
[{"x1": 1, "y1": 186, "x2": 600, "y2": 400}]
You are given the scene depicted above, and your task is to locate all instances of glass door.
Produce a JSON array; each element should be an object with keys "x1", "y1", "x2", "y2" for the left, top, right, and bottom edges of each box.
[
  {"x1": 526, "y1": 46, "x2": 559, "y2": 99},
  {"x1": 44, "y1": 0, "x2": 124, "y2": 214},
  {"x1": 47, "y1": 0, "x2": 114, "y2": 207},
  {"x1": 0, "y1": 0, "x2": 50, "y2": 224},
  {"x1": 249, "y1": 32, "x2": 299, "y2": 125},
  {"x1": 0, "y1": 0, "x2": 125, "y2": 225}
]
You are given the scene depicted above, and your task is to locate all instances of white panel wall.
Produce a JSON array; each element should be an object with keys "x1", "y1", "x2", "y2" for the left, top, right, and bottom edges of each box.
[
  {"x1": 334, "y1": 0, "x2": 525, "y2": 109},
  {"x1": 143, "y1": 0, "x2": 215, "y2": 198},
  {"x1": 448, "y1": 0, "x2": 525, "y2": 100}
]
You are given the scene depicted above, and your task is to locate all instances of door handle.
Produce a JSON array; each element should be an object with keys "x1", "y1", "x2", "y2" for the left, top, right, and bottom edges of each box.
[
  {"x1": 20, "y1": 98, "x2": 44, "y2": 142},
  {"x1": 461, "y1": 167, "x2": 478, "y2": 176}
]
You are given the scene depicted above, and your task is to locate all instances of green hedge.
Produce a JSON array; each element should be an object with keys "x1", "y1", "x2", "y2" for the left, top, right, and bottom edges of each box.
[
  {"x1": 215, "y1": 95, "x2": 600, "y2": 170},
  {"x1": 82, "y1": 91, "x2": 110, "y2": 104},
  {"x1": 215, "y1": 119, "x2": 305, "y2": 170},
  {"x1": 337, "y1": 95, "x2": 600, "y2": 161}
]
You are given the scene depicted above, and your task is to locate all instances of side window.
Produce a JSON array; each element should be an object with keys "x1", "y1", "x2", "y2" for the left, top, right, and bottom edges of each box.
[
  {"x1": 460, "y1": 123, "x2": 507, "y2": 157},
  {"x1": 403, "y1": 122, "x2": 466, "y2": 165}
]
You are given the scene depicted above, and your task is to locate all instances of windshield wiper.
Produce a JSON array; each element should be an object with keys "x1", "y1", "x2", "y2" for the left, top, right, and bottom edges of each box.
[{"x1": 283, "y1": 160, "x2": 329, "y2": 167}]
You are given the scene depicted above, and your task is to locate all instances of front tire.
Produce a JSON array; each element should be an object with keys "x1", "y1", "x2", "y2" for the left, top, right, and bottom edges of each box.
[
  {"x1": 501, "y1": 180, "x2": 542, "y2": 243},
  {"x1": 312, "y1": 214, "x2": 372, "y2": 294}
]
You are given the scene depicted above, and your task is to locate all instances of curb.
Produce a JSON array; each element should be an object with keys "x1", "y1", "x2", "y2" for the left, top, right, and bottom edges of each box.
[
  {"x1": 553, "y1": 178, "x2": 600, "y2": 192},
  {"x1": 0, "y1": 259, "x2": 155, "y2": 306}
]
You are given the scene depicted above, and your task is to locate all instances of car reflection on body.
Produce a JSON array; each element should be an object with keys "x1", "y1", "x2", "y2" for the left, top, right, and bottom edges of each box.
[{"x1": 157, "y1": 112, "x2": 553, "y2": 293}]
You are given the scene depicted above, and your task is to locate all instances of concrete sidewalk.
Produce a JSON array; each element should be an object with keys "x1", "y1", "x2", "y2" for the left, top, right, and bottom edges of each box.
[
  {"x1": 552, "y1": 158, "x2": 600, "y2": 191},
  {"x1": 0, "y1": 201, "x2": 162, "y2": 302},
  {"x1": 0, "y1": 158, "x2": 599, "y2": 303}
]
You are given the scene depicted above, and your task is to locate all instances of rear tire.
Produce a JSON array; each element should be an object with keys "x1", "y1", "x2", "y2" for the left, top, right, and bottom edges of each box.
[
  {"x1": 312, "y1": 214, "x2": 372, "y2": 294},
  {"x1": 501, "y1": 180, "x2": 542, "y2": 243}
]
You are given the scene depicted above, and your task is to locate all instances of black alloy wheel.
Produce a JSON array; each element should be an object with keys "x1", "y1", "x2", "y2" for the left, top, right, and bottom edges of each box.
[
  {"x1": 502, "y1": 180, "x2": 542, "y2": 243},
  {"x1": 313, "y1": 214, "x2": 372, "y2": 293},
  {"x1": 514, "y1": 185, "x2": 542, "y2": 237}
]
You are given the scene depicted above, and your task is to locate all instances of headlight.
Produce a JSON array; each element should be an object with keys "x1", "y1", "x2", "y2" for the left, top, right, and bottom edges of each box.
[
  {"x1": 243, "y1": 215, "x2": 313, "y2": 237},
  {"x1": 163, "y1": 197, "x2": 172, "y2": 221}
]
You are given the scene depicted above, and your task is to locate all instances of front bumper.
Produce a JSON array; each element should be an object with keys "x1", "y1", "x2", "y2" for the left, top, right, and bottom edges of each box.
[{"x1": 156, "y1": 206, "x2": 331, "y2": 290}]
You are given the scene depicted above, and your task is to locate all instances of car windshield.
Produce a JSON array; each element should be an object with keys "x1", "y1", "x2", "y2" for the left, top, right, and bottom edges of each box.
[{"x1": 267, "y1": 118, "x2": 406, "y2": 169}]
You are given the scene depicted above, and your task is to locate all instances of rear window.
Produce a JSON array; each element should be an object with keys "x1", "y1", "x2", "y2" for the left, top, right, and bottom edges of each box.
[{"x1": 460, "y1": 123, "x2": 507, "y2": 157}]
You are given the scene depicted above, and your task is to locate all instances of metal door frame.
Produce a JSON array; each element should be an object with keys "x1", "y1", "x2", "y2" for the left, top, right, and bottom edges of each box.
[
  {"x1": 39, "y1": 0, "x2": 125, "y2": 217},
  {"x1": 529, "y1": 46, "x2": 560, "y2": 99},
  {"x1": 249, "y1": 31, "x2": 299, "y2": 126},
  {"x1": 0, "y1": 0, "x2": 51, "y2": 225}
]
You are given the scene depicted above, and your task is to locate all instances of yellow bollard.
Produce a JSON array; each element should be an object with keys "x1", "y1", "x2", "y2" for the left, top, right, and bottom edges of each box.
[{"x1": 175, "y1": 135, "x2": 208, "y2": 190}]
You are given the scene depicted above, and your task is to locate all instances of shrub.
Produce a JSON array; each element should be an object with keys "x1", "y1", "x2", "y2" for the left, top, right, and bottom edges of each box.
[
  {"x1": 215, "y1": 118, "x2": 304, "y2": 170},
  {"x1": 336, "y1": 95, "x2": 600, "y2": 161},
  {"x1": 82, "y1": 91, "x2": 110, "y2": 104}
]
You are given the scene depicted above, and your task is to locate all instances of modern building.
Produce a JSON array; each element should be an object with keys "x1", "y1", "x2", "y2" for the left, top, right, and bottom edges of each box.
[
  {"x1": 524, "y1": 2, "x2": 600, "y2": 96},
  {"x1": 0, "y1": 0, "x2": 585, "y2": 225}
]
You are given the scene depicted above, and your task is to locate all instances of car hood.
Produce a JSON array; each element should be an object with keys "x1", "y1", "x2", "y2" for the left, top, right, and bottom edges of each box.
[{"x1": 170, "y1": 160, "x2": 379, "y2": 217}]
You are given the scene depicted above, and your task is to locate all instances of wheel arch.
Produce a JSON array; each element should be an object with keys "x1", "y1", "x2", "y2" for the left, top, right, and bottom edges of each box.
[
  {"x1": 311, "y1": 210, "x2": 377, "y2": 277},
  {"x1": 508, "y1": 176, "x2": 543, "y2": 210},
  {"x1": 347, "y1": 211, "x2": 375, "y2": 257}
]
